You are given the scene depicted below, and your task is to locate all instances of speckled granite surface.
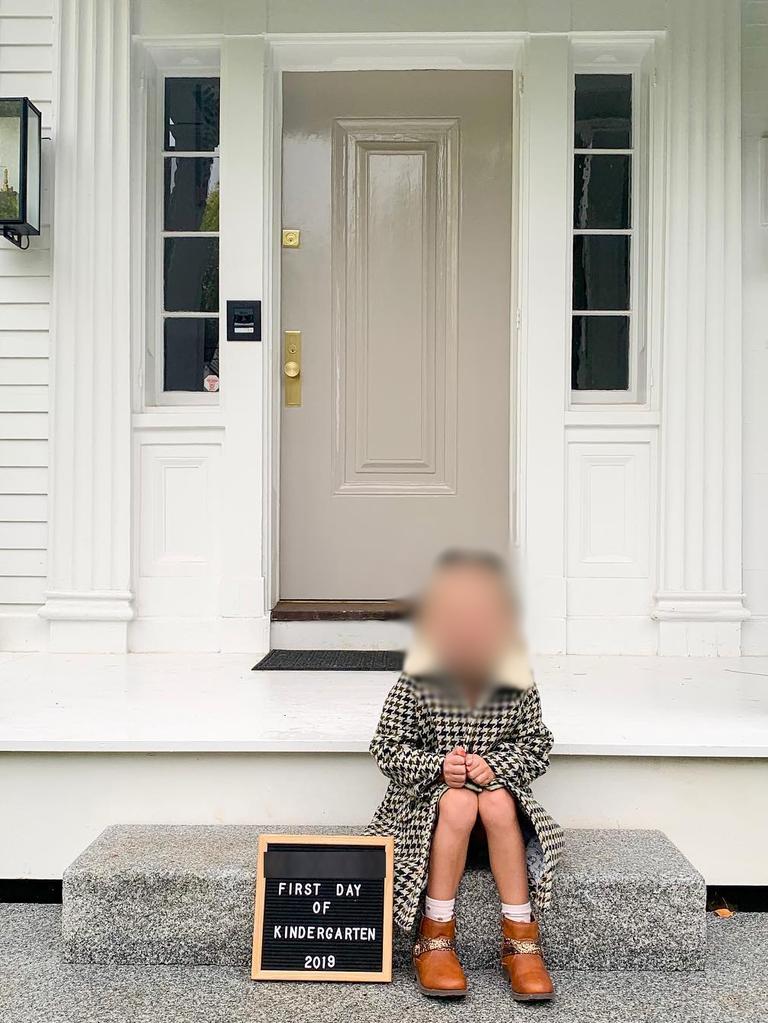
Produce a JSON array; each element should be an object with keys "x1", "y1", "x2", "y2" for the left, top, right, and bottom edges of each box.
[
  {"x1": 62, "y1": 825, "x2": 705, "y2": 971},
  {"x1": 4, "y1": 905, "x2": 767, "y2": 1023}
]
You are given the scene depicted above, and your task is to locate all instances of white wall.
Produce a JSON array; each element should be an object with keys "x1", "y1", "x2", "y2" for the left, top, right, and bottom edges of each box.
[
  {"x1": 2, "y1": 750, "x2": 766, "y2": 884},
  {"x1": 742, "y1": 1, "x2": 768, "y2": 654},
  {"x1": 0, "y1": 0, "x2": 53, "y2": 651},
  {"x1": 0, "y1": 0, "x2": 763, "y2": 655}
]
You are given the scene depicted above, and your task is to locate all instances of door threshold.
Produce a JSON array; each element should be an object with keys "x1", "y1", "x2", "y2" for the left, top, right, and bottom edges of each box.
[{"x1": 271, "y1": 600, "x2": 412, "y2": 622}]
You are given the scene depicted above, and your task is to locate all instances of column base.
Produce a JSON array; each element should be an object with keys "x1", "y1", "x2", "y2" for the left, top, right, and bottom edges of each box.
[
  {"x1": 40, "y1": 591, "x2": 134, "y2": 653},
  {"x1": 652, "y1": 593, "x2": 749, "y2": 656}
]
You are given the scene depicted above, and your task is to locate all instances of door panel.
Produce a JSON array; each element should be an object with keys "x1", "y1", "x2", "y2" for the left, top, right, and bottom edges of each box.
[{"x1": 280, "y1": 71, "x2": 513, "y2": 599}]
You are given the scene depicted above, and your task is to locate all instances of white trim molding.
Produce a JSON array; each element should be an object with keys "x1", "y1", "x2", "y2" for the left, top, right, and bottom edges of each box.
[
  {"x1": 653, "y1": 0, "x2": 747, "y2": 656},
  {"x1": 40, "y1": 0, "x2": 134, "y2": 652}
]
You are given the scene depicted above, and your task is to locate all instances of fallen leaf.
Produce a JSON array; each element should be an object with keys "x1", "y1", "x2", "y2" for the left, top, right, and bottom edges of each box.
[{"x1": 714, "y1": 908, "x2": 734, "y2": 918}]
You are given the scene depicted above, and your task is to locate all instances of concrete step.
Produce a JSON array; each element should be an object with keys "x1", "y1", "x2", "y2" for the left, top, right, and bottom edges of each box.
[{"x1": 62, "y1": 825, "x2": 706, "y2": 971}]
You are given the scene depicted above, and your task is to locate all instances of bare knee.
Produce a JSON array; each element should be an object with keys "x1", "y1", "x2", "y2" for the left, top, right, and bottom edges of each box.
[
  {"x1": 438, "y1": 787, "x2": 479, "y2": 833},
  {"x1": 478, "y1": 788, "x2": 519, "y2": 832}
]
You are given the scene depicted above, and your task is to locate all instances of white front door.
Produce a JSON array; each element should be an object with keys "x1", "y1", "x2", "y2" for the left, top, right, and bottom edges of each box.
[{"x1": 280, "y1": 70, "x2": 514, "y2": 599}]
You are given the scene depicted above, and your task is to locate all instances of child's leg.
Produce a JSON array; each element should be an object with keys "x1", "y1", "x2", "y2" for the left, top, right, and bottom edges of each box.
[
  {"x1": 477, "y1": 788, "x2": 529, "y2": 905},
  {"x1": 479, "y1": 788, "x2": 554, "y2": 1001},
  {"x1": 427, "y1": 788, "x2": 479, "y2": 900}
]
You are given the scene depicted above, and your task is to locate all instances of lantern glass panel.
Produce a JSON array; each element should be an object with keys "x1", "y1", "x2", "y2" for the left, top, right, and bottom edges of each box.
[
  {"x1": 0, "y1": 99, "x2": 22, "y2": 222},
  {"x1": 26, "y1": 103, "x2": 41, "y2": 233}
]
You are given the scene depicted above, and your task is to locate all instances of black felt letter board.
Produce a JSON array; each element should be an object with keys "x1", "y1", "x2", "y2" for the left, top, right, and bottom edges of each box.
[{"x1": 251, "y1": 835, "x2": 394, "y2": 982}]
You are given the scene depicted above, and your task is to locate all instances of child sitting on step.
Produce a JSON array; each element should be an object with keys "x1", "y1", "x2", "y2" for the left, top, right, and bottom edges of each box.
[{"x1": 365, "y1": 550, "x2": 563, "y2": 1001}]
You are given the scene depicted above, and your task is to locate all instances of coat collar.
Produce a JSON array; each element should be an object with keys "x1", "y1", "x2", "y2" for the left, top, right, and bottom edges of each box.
[{"x1": 402, "y1": 637, "x2": 533, "y2": 692}]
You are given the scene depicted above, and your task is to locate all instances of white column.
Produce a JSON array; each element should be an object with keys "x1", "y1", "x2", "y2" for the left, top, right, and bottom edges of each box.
[
  {"x1": 653, "y1": 0, "x2": 747, "y2": 654},
  {"x1": 40, "y1": 0, "x2": 133, "y2": 651}
]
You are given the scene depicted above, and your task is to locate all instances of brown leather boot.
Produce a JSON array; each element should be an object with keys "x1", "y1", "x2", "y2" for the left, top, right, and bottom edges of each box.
[
  {"x1": 413, "y1": 916, "x2": 468, "y2": 998},
  {"x1": 501, "y1": 917, "x2": 555, "y2": 1001}
]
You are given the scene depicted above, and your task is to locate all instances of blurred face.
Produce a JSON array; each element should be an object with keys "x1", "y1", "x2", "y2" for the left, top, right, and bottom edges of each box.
[{"x1": 418, "y1": 565, "x2": 517, "y2": 682}]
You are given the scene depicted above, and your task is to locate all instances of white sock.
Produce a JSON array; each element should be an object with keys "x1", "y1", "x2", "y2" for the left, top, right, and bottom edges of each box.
[
  {"x1": 425, "y1": 896, "x2": 455, "y2": 922},
  {"x1": 501, "y1": 901, "x2": 532, "y2": 923}
]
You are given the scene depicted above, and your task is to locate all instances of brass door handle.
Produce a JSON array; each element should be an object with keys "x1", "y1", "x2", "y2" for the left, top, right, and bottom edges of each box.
[{"x1": 283, "y1": 331, "x2": 302, "y2": 406}]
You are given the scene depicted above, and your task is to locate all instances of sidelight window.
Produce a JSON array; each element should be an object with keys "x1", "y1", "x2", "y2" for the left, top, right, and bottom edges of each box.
[
  {"x1": 159, "y1": 76, "x2": 220, "y2": 396},
  {"x1": 571, "y1": 73, "x2": 639, "y2": 399}
]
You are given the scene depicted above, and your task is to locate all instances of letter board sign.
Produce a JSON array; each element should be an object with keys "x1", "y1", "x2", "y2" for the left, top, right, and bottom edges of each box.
[{"x1": 251, "y1": 834, "x2": 394, "y2": 982}]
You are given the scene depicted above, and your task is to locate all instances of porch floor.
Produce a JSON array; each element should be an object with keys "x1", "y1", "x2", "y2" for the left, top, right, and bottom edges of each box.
[
  {"x1": 0, "y1": 653, "x2": 766, "y2": 756},
  {"x1": 2, "y1": 904, "x2": 766, "y2": 1023}
]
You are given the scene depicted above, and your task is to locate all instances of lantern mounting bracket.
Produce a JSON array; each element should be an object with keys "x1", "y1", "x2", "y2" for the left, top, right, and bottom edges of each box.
[{"x1": 2, "y1": 226, "x2": 29, "y2": 249}]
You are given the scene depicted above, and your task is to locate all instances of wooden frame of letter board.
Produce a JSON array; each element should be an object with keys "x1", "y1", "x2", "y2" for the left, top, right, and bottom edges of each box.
[{"x1": 251, "y1": 834, "x2": 394, "y2": 982}]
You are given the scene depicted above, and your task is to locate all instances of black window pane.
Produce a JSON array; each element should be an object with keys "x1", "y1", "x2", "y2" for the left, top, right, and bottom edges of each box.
[
  {"x1": 164, "y1": 237, "x2": 219, "y2": 312},
  {"x1": 164, "y1": 78, "x2": 220, "y2": 152},
  {"x1": 164, "y1": 318, "x2": 220, "y2": 391},
  {"x1": 572, "y1": 316, "x2": 629, "y2": 390},
  {"x1": 164, "y1": 157, "x2": 220, "y2": 231},
  {"x1": 573, "y1": 235, "x2": 630, "y2": 311},
  {"x1": 574, "y1": 74, "x2": 632, "y2": 149},
  {"x1": 574, "y1": 155, "x2": 630, "y2": 230}
]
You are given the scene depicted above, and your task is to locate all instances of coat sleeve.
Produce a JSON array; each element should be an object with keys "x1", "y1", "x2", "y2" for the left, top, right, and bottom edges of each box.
[
  {"x1": 369, "y1": 675, "x2": 444, "y2": 797},
  {"x1": 483, "y1": 685, "x2": 553, "y2": 789}
]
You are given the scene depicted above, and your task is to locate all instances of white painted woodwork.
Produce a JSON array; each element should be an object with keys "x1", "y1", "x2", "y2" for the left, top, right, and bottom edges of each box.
[
  {"x1": 653, "y1": 0, "x2": 747, "y2": 655},
  {"x1": 520, "y1": 35, "x2": 569, "y2": 653},
  {"x1": 39, "y1": 0, "x2": 133, "y2": 652},
  {"x1": 1, "y1": 653, "x2": 766, "y2": 882},
  {"x1": 0, "y1": 0, "x2": 762, "y2": 655},
  {"x1": 741, "y1": 0, "x2": 768, "y2": 655},
  {"x1": 0, "y1": 1, "x2": 53, "y2": 647},
  {"x1": 567, "y1": 440, "x2": 651, "y2": 579},
  {"x1": 5, "y1": 749, "x2": 767, "y2": 886},
  {"x1": 216, "y1": 37, "x2": 270, "y2": 650}
]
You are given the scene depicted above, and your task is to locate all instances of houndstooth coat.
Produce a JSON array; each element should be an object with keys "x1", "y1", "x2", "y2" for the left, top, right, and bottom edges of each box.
[{"x1": 365, "y1": 646, "x2": 564, "y2": 932}]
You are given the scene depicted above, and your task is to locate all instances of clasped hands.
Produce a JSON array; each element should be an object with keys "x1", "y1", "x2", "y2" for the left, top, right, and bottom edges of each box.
[{"x1": 442, "y1": 746, "x2": 495, "y2": 789}]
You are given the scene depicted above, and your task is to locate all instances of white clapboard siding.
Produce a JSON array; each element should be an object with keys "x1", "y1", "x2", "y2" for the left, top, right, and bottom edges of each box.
[
  {"x1": 0, "y1": 577, "x2": 46, "y2": 605},
  {"x1": 0, "y1": 358, "x2": 48, "y2": 384},
  {"x1": 0, "y1": 245, "x2": 51, "y2": 277},
  {"x1": 0, "y1": 17, "x2": 53, "y2": 45},
  {"x1": 0, "y1": 521, "x2": 46, "y2": 548},
  {"x1": 0, "y1": 439, "x2": 48, "y2": 466},
  {"x1": 1, "y1": 467, "x2": 47, "y2": 494},
  {"x1": 0, "y1": 4, "x2": 54, "y2": 635},
  {"x1": 0, "y1": 332, "x2": 49, "y2": 357},
  {"x1": 0, "y1": 277, "x2": 51, "y2": 303},
  {"x1": 0, "y1": 70, "x2": 51, "y2": 96},
  {"x1": 0, "y1": 304, "x2": 50, "y2": 331},
  {"x1": 0, "y1": 495, "x2": 46, "y2": 521},
  {"x1": 0, "y1": 413, "x2": 48, "y2": 439},
  {"x1": 0, "y1": 386, "x2": 48, "y2": 412},
  {"x1": 1, "y1": 549, "x2": 46, "y2": 575},
  {"x1": 0, "y1": 0, "x2": 54, "y2": 14},
  {"x1": 0, "y1": 43, "x2": 51, "y2": 71}
]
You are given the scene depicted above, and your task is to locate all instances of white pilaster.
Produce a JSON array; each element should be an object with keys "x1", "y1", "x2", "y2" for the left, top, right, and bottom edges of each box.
[
  {"x1": 40, "y1": 0, "x2": 133, "y2": 652},
  {"x1": 653, "y1": 0, "x2": 747, "y2": 655},
  {"x1": 217, "y1": 37, "x2": 270, "y2": 652},
  {"x1": 521, "y1": 36, "x2": 570, "y2": 654}
]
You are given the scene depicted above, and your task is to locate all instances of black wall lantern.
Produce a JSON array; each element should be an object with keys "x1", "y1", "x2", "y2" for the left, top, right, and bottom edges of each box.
[{"x1": 0, "y1": 98, "x2": 42, "y2": 249}]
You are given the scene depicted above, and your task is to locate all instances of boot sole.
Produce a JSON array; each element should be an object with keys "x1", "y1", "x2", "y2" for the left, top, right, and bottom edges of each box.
[
  {"x1": 511, "y1": 991, "x2": 556, "y2": 1002},
  {"x1": 415, "y1": 977, "x2": 468, "y2": 999},
  {"x1": 503, "y1": 966, "x2": 555, "y2": 1001}
]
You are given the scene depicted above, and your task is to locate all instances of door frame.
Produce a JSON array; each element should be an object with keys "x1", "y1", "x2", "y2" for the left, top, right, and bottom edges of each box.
[{"x1": 261, "y1": 33, "x2": 528, "y2": 610}]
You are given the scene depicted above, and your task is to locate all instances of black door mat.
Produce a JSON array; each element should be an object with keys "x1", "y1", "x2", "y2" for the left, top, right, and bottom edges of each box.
[{"x1": 253, "y1": 649, "x2": 405, "y2": 671}]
